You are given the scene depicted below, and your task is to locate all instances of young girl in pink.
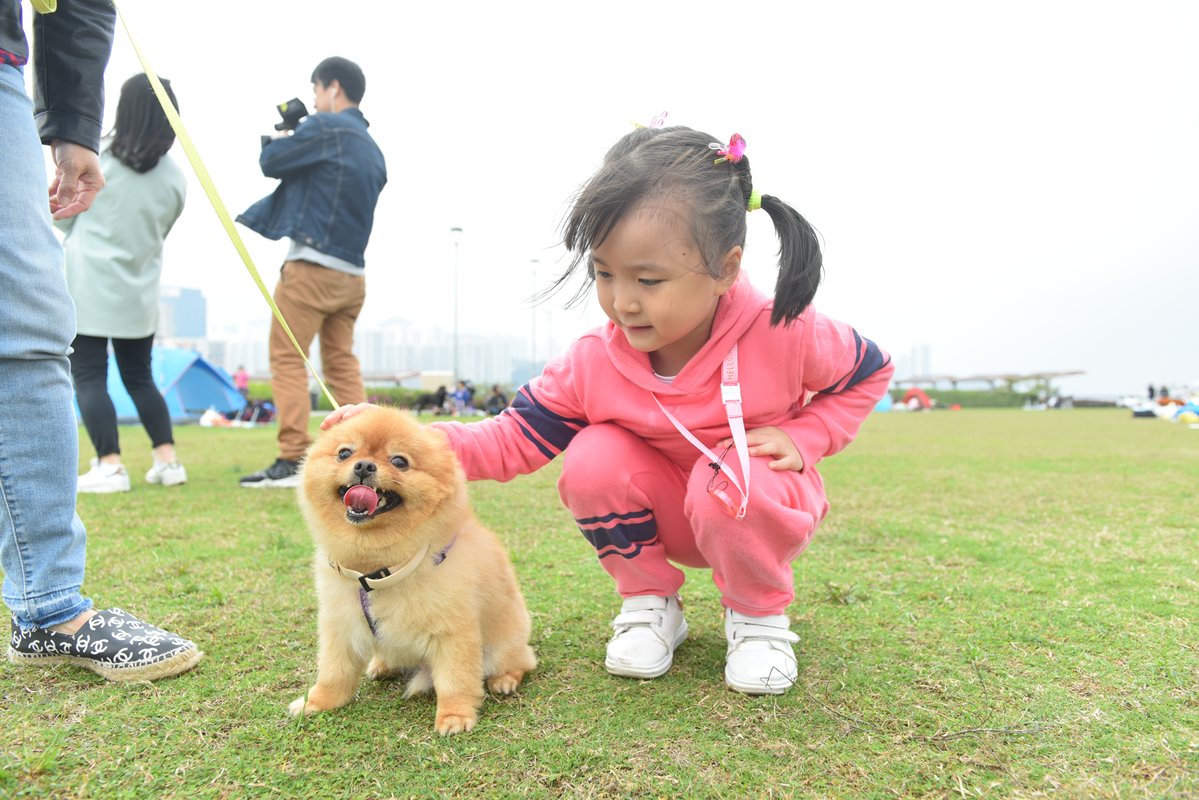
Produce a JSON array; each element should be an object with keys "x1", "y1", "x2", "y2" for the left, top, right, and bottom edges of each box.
[{"x1": 325, "y1": 125, "x2": 893, "y2": 694}]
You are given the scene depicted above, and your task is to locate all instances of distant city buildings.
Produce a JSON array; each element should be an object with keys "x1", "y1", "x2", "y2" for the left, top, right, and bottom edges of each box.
[
  {"x1": 159, "y1": 286, "x2": 553, "y2": 388},
  {"x1": 158, "y1": 286, "x2": 206, "y2": 339},
  {"x1": 352, "y1": 318, "x2": 536, "y2": 387}
]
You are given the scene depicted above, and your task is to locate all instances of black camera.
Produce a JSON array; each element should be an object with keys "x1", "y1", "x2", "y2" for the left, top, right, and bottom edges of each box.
[
  {"x1": 274, "y1": 98, "x2": 309, "y2": 131},
  {"x1": 260, "y1": 98, "x2": 310, "y2": 147}
]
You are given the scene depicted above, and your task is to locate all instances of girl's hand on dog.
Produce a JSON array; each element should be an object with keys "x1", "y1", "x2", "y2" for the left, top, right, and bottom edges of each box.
[{"x1": 321, "y1": 403, "x2": 377, "y2": 430}]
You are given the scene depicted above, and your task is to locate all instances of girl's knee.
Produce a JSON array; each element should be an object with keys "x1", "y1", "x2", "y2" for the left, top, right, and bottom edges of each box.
[
  {"x1": 559, "y1": 424, "x2": 645, "y2": 498},
  {"x1": 686, "y1": 460, "x2": 824, "y2": 561},
  {"x1": 687, "y1": 454, "x2": 827, "y2": 519}
]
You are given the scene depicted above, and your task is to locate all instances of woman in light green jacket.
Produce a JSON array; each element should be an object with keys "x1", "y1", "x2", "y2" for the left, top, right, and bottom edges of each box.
[{"x1": 59, "y1": 73, "x2": 187, "y2": 493}]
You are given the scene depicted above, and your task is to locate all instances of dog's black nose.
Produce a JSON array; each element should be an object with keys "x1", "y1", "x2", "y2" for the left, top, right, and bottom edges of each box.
[{"x1": 353, "y1": 460, "x2": 376, "y2": 479}]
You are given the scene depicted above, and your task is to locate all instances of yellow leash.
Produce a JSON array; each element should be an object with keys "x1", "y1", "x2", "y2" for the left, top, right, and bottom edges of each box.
[{"x1": 111, "y1": 0, "x2": 339, "y2": 410}]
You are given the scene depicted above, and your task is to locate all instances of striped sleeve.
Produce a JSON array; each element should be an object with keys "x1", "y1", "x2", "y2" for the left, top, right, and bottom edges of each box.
[
  {"x1": 432, "y1": 358, "x2": 588, "y2": 483},
  {"x1": 778, "y1": 312, "x2": 894, "y2": 469},
  {"x1": 500, "y1": 383, "x2": 588, "y2": 462},
  {"x1": 818, "y1": 327, "x2": 891, "y2": 395}
]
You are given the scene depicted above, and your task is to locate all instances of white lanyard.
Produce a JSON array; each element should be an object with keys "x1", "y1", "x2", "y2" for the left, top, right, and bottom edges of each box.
[{"x1": 652, "y1": 344, "x2": 751, "y2": 520}]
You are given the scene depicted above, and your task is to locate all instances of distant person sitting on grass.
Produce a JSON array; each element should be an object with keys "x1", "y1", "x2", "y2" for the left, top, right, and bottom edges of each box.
[
  {"x1": 413, "y1": 385, "x2": 448, "y2": 414},
  {"x1": 484, "y1": 384, "x2": 508, "y2": 415},
  {"x1": 451, "y1": 380, "x2": 475, "y2": 416}
]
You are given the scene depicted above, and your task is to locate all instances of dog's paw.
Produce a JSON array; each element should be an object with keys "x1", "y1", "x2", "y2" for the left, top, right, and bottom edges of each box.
[
  {"x1": 288, "y1": 696, "x2": 323, "y2": 717},
  {"x1": 435, "y1": 712, "x2": 478, "y2": 736},
  {"x1": 487, "y1": 670, "x2": 524, "y2": 695},
  {"x1": 365, "y1": 656, "x2": 403, "y2": 681}
]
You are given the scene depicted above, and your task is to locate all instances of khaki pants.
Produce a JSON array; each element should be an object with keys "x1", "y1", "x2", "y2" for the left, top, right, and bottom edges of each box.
[{"x1": 269, "y1": 260, "x2": 366, "y2": 461}]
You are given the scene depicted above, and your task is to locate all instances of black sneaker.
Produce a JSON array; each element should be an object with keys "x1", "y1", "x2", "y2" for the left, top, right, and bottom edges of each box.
[
  {"x1": 239, "y1": 458, "x2": 300, "y2": 488},
  {"x1": 8, "y1": 608, "x2": 202, "y2": 682}
]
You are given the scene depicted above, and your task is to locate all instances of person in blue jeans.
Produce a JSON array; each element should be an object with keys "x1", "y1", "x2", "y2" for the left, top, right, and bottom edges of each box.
[{"x1": 0, "y1": 0, "x2": 201, "y2": 681}]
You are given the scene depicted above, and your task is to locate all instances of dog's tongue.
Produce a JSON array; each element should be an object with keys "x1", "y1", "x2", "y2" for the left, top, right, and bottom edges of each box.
[{"x1": 344, "y1": 485, "x2": 378, "y2": 515}]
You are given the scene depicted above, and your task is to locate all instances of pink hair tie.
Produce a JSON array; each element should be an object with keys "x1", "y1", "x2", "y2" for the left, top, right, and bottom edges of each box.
[{"x1": 710, "y1": 133, "x2": 746, "y2": 165}]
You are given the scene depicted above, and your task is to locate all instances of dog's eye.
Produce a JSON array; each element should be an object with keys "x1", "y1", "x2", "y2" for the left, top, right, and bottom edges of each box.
[
  {"x1": 337, "y1": 448, "x2": 353, "y2": 461},
  {"x1": 391, "y1": 455, "x2": 409, "y2": 470}
]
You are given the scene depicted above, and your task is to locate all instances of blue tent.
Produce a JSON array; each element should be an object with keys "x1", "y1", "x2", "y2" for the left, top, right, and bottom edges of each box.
[
  {"x1": 874, "y1": 390, "x2": 894, "y2": 412},
  {"x1": 75, "y1": 347, "x2": 246, "y2": 424}
]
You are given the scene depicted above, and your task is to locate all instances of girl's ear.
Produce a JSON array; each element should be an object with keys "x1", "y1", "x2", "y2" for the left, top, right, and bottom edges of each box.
[{"x1": 715, "y1": 246, "x2": 742, "y2": 295}]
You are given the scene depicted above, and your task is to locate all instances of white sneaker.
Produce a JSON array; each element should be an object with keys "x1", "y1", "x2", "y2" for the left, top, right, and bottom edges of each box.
[
  {"x1": 145, "y1": 460, "x2": 187, "y2": 487},
  {"x1": 77, "y1": 459, "x2": 131, "y2": 494},
  {"x1": 724, "y1": 608, "x2": 799, "y2": 695},
  {"x1": 604, "y1": 594, "x2": 688, "y2": 679}
]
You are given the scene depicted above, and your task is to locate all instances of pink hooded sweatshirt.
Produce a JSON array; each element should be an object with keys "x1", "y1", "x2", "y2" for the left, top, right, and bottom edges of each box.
[{"x1": 435, "y1": 272, "x2": 893, "y2": 487}]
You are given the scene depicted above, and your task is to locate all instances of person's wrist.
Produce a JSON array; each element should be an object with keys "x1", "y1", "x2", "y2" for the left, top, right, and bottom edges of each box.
[{"x1": 50, "y1": 139, "x2": 96, "y2": 156}]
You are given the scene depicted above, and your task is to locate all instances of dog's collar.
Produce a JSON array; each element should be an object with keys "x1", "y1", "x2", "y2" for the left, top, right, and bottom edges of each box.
[
  {"x1": 328, "y1": 534, "x2": 459, "y2": 593},
  {"x1": 330, "y1": 547, "x2": 428, "y2": 592}
]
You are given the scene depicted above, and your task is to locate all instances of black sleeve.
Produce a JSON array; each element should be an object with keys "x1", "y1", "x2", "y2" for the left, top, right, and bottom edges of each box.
[{"x1": 31, "y1": 0, "x2": 116, "y2": 152}]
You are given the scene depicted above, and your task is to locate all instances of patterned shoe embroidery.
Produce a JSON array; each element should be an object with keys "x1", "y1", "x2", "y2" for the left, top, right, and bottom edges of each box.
[{"x1": 9, "y1": 608, "x2": 196, "y2": 669}]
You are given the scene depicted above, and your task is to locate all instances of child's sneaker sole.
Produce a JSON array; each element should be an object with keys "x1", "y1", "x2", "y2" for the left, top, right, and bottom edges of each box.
[{"x1": 724, "y1": 665, "x2": 793, "y2": 695}]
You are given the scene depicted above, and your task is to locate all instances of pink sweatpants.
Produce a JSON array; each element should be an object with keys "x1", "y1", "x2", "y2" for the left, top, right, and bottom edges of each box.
[{"x1": 557, "y1": 424, "x2": 831, "y2": 616}]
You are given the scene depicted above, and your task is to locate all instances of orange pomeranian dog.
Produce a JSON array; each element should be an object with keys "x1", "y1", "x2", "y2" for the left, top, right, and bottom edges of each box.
[{"x1": 288, "y1": 406, "x2": 536, "y2": 735}]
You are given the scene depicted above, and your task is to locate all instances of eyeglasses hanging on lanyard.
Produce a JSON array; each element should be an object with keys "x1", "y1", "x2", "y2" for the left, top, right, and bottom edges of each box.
[{"x1": 653, "y1": 344, "x2": 751, "y2": 520}]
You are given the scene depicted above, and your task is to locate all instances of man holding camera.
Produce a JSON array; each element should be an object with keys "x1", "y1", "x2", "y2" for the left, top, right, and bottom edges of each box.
[{"x1": 237, "y1": 57, "x2": 387, "y2": 488}]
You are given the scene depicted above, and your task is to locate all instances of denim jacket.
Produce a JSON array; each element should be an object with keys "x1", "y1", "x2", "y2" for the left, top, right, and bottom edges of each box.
[{"x1": 236, "y1": 108, "x2": 386, "y2": 269}]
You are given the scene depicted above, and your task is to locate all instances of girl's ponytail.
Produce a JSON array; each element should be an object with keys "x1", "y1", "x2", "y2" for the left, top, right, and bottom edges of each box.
[{"x1": 759, "y1": 194, "x2": 823, "y2": 327}]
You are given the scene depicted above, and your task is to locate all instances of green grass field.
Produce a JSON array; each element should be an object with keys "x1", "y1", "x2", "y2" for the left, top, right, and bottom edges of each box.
[{"x1": 2, "y1": 409, "x2": 1196, "y2": 799}]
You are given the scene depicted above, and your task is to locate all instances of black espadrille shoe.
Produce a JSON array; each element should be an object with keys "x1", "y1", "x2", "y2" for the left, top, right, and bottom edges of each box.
[{"x1": 8, "y1": 608, "x2": 202, "y2": 682}]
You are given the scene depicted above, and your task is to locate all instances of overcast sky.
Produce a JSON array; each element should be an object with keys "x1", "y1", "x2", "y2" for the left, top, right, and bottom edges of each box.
[{"x1": 29, "y1": 1, "x2": 1198, "y2": 396}]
